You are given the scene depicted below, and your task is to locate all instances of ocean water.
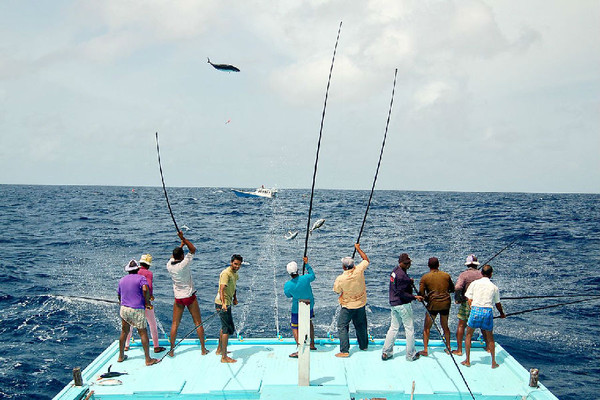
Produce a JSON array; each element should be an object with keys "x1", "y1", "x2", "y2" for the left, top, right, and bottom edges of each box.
[{"x1": 0, "y1": 185, "x2": 598, "y2": 400}]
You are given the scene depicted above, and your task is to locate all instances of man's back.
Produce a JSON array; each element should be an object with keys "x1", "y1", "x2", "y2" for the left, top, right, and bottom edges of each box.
[
  {"x1": 334, "y1": 260, "x2": 369, "y2": 309},
  {"x1": 466, "y1": 277, "x2": 499, "y2": 308},
  {"x1": 118, "y1": 274, "x2": 147, "y2": 309},
  {"x1": 420, "y1": 270, "x2": 454, "y2": 310},
  {"x1": 285, "y1": 264, "x2": 315, "y2": 312}
]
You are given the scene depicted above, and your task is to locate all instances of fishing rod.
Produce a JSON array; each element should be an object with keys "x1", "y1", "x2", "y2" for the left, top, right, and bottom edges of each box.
[
  {"x1": 57, "y1": 295, "x2": 119, "y2": 304},
  {"x1": 478, "y1": 238, "x2": 518, "y2": 269},
  {"x1": 502, "y1": 294, "x2": 600, "y2": 300},
  {"x1": 494, "y1": 296, "x2": 600, "y2": 319},
  {"x1": 411, "y1": 282, "x2": 476, "y2": 400},
  {"x1": 159, "y1": 311, "x2": 219, "y2": 361},
  {"x1": 302, "y1": 21, "x2": 342, "y2": 275},
  {"x1": 352, "y1": 68, "x2": 398, "y2": 258},
  {"x1": 155, "y1": 132, "x2": 180, "y2": 233}
]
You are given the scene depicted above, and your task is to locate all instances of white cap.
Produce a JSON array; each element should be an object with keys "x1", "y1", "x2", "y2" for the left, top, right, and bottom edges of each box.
[
  {"x1": 286, "y1": 261, "x2": 298, "y2": 275},
  {"x1": 124, "y1": 259, "x2": 140, "y2": 272},
  {"x1": 465, "y1": 254, "x2": 480, "y2": 266},
  {"x1": 341, "y1": 257, "x2": 355, "y2": 268}
]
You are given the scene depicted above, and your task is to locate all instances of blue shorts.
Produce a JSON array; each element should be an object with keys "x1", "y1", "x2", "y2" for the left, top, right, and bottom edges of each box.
[
  {"x1": 291, "y1": 309, "x2": 314, "y2": 329},
  {"x1": 467, "y1": 306, "x2": 494, "y2": 331}
]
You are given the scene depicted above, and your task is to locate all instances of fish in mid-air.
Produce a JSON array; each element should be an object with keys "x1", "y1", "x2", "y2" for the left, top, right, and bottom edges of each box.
[
  {"x1": 309, "y1": 219, "x2": 325, "y2": 234},
  {"x1": 207, "y1": 57, "x2": 240, "y2": 72},
  {"x1": 284, "y1": 231, "x2": 299, "y2": 240}
]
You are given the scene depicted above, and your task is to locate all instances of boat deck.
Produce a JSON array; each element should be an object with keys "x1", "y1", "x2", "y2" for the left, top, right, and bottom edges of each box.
[{"x1": 53, "y1": 338, "x2": 558, "y2": 400}]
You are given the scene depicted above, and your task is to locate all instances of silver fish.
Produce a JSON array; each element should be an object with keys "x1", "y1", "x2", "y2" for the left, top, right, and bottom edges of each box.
[
  {"x1": 284, "y1": 231, "x2": 299, "y2": 240},
  {"x1": 309, "y1": 219, "x2": 325, "y2": 234},
  {"x1": 97, "y1": 378, "x2": 123, "y2": 386}
]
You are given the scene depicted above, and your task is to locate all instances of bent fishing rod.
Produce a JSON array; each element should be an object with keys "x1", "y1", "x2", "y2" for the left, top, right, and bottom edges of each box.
[
  {"x1": 494, "y1": 296, "x2": 600, "y2": 319},
  {"x1": 302, "y1": 21, "x2": 342, "y2": 275},
  {"x1": 352, "y1": 68, "x2": 398, "y2": 258},
  {"x1": 479, "y1": 238, "x2": 518, "y2": 269},
  {"x1": 159, "y1": 311, "x2": 219, "y2": 361},
  {"x1": 411, "y1": 282, "x2": 476, "y2": 400},
  {"x1": 155, "y1": 132, "x2": 180, "y2": 233}
]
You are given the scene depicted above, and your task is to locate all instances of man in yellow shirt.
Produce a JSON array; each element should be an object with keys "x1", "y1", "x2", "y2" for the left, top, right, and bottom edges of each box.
[
  {"x1": 215, "y1": 254, "x2": 242, "y2": 363},
  {"x1": 333, "y1": 243, "x2": 370, "y2": 357}
]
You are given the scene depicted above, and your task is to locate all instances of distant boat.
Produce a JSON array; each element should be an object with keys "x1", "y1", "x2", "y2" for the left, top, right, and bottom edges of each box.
[{"x1": 232, "y1": 186, "x2": 277, "y2": 199}]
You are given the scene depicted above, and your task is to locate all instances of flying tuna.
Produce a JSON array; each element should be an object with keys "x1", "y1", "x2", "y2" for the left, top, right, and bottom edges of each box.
[
  {"x1": 309, "y1": 219, "x2": 325, "y2": 234},
  {"x1": 207, "y1": 57, "x2": 240, "y2": 72},
  {"x1": 284, "y1": 231, "x2": 299, "y2": 240}
]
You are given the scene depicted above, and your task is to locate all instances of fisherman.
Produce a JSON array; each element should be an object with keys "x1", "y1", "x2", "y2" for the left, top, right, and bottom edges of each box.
[
  {"x1": 333, "y1": 243, "x2": 370, "y2": 357},
  {"x1": 452, "y1": 254, "x2": 483, "y2": 356},
  {"x1": 418, "y1": 257, "x2": 455, "y2": 356},
  {"x1": 284, "y1": 256, "x2": 317, "y2": 358},
  {"x1": 166, "y1": 231, "x2": 209, "y2": 357},
  {"x1": 215, "y1": 254, "x2": 243, "y2": 363},
  {"x1": 117, "y1": 259, "x2": 159, "y2": 366},
  {"x1": 124, "y1": 254, "x2": 166, "y2": 354},
  {"x1": 461, "y1": 264, "x2": 506, "y2": 368},
  {"x1": 381, "y1": 253, "x2": 424, "y2": 361}
]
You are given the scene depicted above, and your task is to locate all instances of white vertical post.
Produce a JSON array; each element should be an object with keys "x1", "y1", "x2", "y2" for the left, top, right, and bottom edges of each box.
[{"x1": 298, "y1": 299, "x2": 310, "y2": 386}]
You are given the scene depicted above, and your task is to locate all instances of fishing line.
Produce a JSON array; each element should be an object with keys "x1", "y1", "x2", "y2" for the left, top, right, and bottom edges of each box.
[
  {"x1": 56, "y1": 295, "x2": 119, "y2": 304},
  {"x1": 272, "y1": 261, "x2": 281, "y2": 339},
  {"x1": 302, "y1": 21, "x2": 342, "y2": 275},
  {"x1": 494, "y1": 296, "x2": 600, "y2": 319},
  {"x1": 352, "y1": 68, "x2": 397, "y2": 258},
  {"x1": 155, "y1": 132, "x2": 180, "y2": 233},
  {"x1": 159, "y1": 311, "x2": 219, "y2": 361},
  {"x1": 502, "y1": 294, "x2": 600, "y2": 300},
  {"x1": 412, "y1": 282, "x2": 476, "y2": 400}
]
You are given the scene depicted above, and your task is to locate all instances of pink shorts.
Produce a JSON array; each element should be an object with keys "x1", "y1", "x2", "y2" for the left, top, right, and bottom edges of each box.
[{"x1": 175, "y1": 294, "x2": 197, "y2": 307}]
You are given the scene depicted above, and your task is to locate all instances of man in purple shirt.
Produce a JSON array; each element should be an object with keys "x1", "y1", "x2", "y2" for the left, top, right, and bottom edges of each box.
[
  {"x1": 381, "y1": 253, "x2": 423, "y2": 361},
  {"x1": 117, "y1": 259, "x2": 159, "y2": 366}
]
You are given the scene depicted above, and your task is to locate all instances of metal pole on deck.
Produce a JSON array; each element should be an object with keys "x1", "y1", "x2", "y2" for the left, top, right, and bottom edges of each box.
[{"x1": 298, "y1": 300, "x2": 311, "y2": 386}]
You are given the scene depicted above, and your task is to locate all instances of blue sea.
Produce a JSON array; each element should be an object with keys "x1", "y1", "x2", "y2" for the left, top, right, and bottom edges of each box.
[{"x1": 0, "y1": 185, "x2": 598, "y2": 400}]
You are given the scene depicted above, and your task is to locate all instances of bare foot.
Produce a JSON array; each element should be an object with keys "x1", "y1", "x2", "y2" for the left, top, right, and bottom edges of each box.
[
  {"x1": 201, "y1": 348, "x2": 210, "y2": 355},
  {"x1": 168, "y1": 349, "x2": 174, "y2": 357},
  {"x1": 117, "y1": 355, "x2": 128, "y2": 362},
  {"x1": 146, "y1": 358, "x2": 160, "y2": 366},
  {"x1": 492, "y1": 362, "x2": 499, "y2": 369},
  {"x1": 486, "y1": 348, "x2": 492, "y2": 353},
  {"x1": 221, "y1": 356, "x2": 237, "y2": 363},
  {"x1": 153, "y1": 347, "x2": 166, "y2": 353},
  {"x1": 461, "y1": 360, "x2": 470, "y2": 367},
  {"x1": 215, "y1": 349, "x2": 231, "y2": 355},
  {"x1": 289, "y1": 352, "x2": 298, "y2": 358},
  {"x1": 335, "y1": 352, "x2": 350, "y2": 358},
  {"x1": 452, "y1": 350, "x2": 463, "y2": 356},
  {"x1": 418, "y1": 350, "x2": 428, "y2": 357},
  {"x1": 444, "y1": 348, "x2": 451, "y2": 355},
  {"x1": 124, "y1": 347, "x2": 129, "y2": 352},
  {"x1": 310, "y1": 346, "x2": 317, "y2": 351}
]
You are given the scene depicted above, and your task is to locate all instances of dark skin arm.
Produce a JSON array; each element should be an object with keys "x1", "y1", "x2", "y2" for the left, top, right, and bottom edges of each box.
[
  {"x1": 178, "y1": 231, "x2": 196, "y2": 254},
  {"x1": 496, "y1": 302, "x2": 506, "y2": 318}
]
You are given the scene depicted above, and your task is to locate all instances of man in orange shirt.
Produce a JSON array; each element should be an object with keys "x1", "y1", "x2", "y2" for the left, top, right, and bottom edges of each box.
[{"x1": 333, "y1": 243, "x2": 369, "y2": 357}]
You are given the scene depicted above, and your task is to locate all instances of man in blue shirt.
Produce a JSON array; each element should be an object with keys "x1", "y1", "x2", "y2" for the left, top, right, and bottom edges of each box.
[{"x1": 284, "y1": 256, "x2": 317, "y2": 358}]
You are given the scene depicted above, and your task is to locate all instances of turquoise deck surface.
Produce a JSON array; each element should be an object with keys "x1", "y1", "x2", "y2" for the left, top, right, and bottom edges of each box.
[{"x1": 53, "y1": 338, "x2": 559, "y2": 400}]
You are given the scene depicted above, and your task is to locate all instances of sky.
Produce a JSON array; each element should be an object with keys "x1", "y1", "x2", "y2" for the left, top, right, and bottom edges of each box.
[{"x1": 0, "y1": 1, "x2": 598, "y2": 193}]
